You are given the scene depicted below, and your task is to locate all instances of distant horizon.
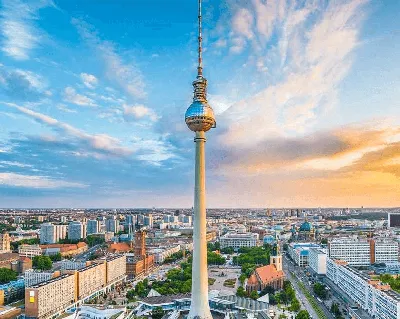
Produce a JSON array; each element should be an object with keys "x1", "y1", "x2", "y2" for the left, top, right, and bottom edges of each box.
[{"x1": 1, "y1": 207, "x2": 398, "y2": 211}]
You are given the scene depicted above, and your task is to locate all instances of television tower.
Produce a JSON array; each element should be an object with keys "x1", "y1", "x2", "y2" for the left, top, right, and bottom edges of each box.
[{"x1": 185, "y1": 0, "x2": 216, "y2": 318}]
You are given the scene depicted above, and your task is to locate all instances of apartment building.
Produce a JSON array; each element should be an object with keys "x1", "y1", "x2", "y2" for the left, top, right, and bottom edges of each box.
[
  {"x1": 68, "y1": 221, "x2": 86, "y2": 241},
  {"x1": 40, "y1": 224, "x2": 67, "y2": 244},
  {"x1": 24, "y1": 270, "x2": 59, "y2": 287},
  {"x1": 25, "y1": 274, "x2": 76, "y2": 319},
  {"x1": 75, "y1": 263, "x2": 106, "y2": 299},
  {"x1": 24, "y1": 254, "x2": 126, "y2": 319},
  {"x1": 220, "y1": 232, "x2": 258, "y2": 250},
  {"x1": 19, "y1": 245, "x2": 42, "y2": 258},
  {"x1": 328, "y1": 238, "x2": 398, "y2": 266},
  {"x1": 308, "y1": 248, "x2": 327, "y2": 275},
  {"x1": 327, "y1": 258, "x2": 400, "y2": 319},
  {"x1": 104, "y1": 255, "x2": 126, "y2": 284},
  {"x1": 86, "y1": 220, "x2": 100, "y2": 235}
]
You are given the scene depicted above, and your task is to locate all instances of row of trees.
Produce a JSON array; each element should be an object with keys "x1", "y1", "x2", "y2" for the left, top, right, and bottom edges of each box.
[{"x1": 207, "y1": 242, "x2": 234, "y2": 254}]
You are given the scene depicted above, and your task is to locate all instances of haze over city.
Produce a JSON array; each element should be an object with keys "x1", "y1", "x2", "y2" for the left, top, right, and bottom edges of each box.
[{"x1": 0, "y1": 0, "x2": 399, "y2": 208}]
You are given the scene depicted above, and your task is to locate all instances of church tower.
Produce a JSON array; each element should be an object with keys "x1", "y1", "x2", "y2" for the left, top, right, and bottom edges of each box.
[{"x1": 270, "y1": 233, "x2": 282, "y2": 272}]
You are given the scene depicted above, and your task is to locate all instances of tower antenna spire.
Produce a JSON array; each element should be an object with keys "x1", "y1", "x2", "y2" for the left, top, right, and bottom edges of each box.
[{"x1": 197, "y1": 0, "x2": 203, "y2": 77}]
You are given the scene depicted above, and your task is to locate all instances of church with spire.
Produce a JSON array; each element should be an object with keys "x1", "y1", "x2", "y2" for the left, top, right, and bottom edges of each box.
[{"x1": 246, "y1": 235, "x2": 285, "y2": 293}]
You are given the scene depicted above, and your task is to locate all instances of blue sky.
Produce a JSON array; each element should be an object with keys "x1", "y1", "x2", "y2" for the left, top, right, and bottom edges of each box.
[{"x1": 0, "y1": 0, "x2": 399, "y2": 208}]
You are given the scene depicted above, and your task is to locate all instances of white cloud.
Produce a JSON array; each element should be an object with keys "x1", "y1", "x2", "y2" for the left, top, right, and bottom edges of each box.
[
  {"x1": 0, "y1": 172, "x2": 86, "y2": 189},
  {"x1": 56, "y1": 104, "x2": 77, "y2": 113},
  {"x1": 0, "y1": 161, "x2": 32, "y2": 168},
  {"x1": 218, "y1": 0, "x2": 369, "y2": 147},
  {"x1": 80, "y1": 73, "x2": 98, "y2": 89},
  {"x1": 232, "y1": 8, "x2": 254, "y2": 40},
  {"x1": 63, "y1": 87, "x2": 97, "y2": 107},
  {"x1": 123, "y1": 104, "x2": 158, "y2": 122},
  {"x1": 7, "y1": 103, "x2": 132, "y2": 157},
  {"x1": 72, "y1": 18, "x2": 146, "y2": 99},
  {"x1": 0, "y1": 0, "x2": 54, "y2": 60}
]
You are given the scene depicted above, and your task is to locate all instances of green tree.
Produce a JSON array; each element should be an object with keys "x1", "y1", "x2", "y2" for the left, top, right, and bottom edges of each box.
[
  {"x1": 249, "y1": 290, "x2": 259, "y2": 300},
  {"x1": 33, "y1": 256, "x2": 52, "y2": 270},
  {"x1": 49, "y1": 252, "x2": 62, "y2": 262},
  {"x1": 0, "y1": 268, "x2": 17, "y2": 284},
  {"x1": 313, "y1": 283, "x2": 328, "y2": 299},
  {"x1": 289, "y1": 297, "x2": 301, "y2": 312},
  {"x1": 236, "y1": 286, "x2": 247, "y2": 297},
  {"x1": 296, "y1": 310, "x2": 310, "y2": 319}
]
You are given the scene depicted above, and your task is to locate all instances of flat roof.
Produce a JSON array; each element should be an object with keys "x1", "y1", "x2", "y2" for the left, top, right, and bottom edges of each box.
[{"x1": 29, "y1": 273, "x2": 73, "y2": 288}]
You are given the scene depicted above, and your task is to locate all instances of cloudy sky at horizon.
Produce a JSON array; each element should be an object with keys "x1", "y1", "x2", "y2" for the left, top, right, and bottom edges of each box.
[{"x1": 0, "y1": 0, "x2": 399, "y2": 208}]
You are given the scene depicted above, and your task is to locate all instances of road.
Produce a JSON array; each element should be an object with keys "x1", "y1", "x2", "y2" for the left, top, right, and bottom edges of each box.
[
  {"x1": 283, "y1": 254, "x2": 335, "y2": 319},
  {"x1": 283, "y1": 256, "x2": 319, "y2": 319}
]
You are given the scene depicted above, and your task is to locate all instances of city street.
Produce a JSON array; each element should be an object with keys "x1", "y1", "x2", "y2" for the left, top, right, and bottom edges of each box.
[{"x1": 283, "y1": 254, "x2": 335, "y2": 319}]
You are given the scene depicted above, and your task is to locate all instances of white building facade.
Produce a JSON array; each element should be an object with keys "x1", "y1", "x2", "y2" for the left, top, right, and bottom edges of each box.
[
  {"x1": 19, "y1": 244, "x2": 42, "y2": 258},
  {"x1": 327, "y1": 258, "x2": 400, "y2": 319},
  {"x1": 328, "y1": 238, "x2": 398, "y2": 266},
  {"x1": 220, "y1": 233, "x2": 258, "y2": 250},
  {"x1": 308, "y1": 248, "x2": 327, "y2": 275}
]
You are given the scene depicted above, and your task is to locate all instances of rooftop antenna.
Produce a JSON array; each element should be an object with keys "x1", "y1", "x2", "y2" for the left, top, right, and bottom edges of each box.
[{"x1": 197, "y1": 0, "x2": 203, "y2": 78}]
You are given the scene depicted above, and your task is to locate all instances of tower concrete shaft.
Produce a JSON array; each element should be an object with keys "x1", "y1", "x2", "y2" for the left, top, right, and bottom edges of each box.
[{"x1": 188, "y1": 131, "x2": 212, "y2": 319}]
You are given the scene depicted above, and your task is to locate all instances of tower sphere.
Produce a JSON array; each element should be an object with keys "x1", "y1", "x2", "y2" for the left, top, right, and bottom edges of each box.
[{"x1": 185, "y1": 100, "x2": 215, "y2": 132}]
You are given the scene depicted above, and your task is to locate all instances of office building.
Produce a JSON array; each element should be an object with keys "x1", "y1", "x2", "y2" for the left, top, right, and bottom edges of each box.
[
  {"x1": 68, "y1": 221, "x2": 86, "y2": 241},
  {"x1": 0, "y1": 233, "x2": 11, "y2": 253},
  {"x1": 328, "y1": 238, "x2": 398, "y2": 266},
  {"x1": 86, "y1": 220, "x2": 100, "y2": 235},
  {"x1": 308, "y1": 248, "x2": 327, "y2": 275},
  {"x1": 220, "y1": 233, "x2": 259, "y2": 250},
  {"x1": 327, "y1": 258, "x2": 400, "y2": 319},
  {"x1": 287, "y1": 242, "x2": 321, "y2": 267}
]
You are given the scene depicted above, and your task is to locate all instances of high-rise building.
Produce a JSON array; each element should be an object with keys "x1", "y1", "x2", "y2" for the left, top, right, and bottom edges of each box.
[
  {"x1": 40, "y1": 224, "x2": 67, "y2": 244},
  {"x1": 144, "y1": 215, "x2": 153, "y2": 228},
  {"x1": 105, "y1": 216, "x2": 119, "y2": 234},
  {"x1": 86, "y1": 220, "x2": 100, "y2": 235},
  {"x1": 0, "y1": 233, "x2": 11, "y2": 253},
  {"x1": 68, "y1": 221, "x2": 86, "y2": 241},
  {"x1": 184, "y1": 1, "x2": 216, "y2": 317},
  {"x1": 40, "y1": 223, "x2": 55, "y2": 244}
]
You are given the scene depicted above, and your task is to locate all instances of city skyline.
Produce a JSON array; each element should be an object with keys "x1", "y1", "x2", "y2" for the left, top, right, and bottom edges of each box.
[{"x1": 0, "y1": 0, "x2": 399, "y2": 208}]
